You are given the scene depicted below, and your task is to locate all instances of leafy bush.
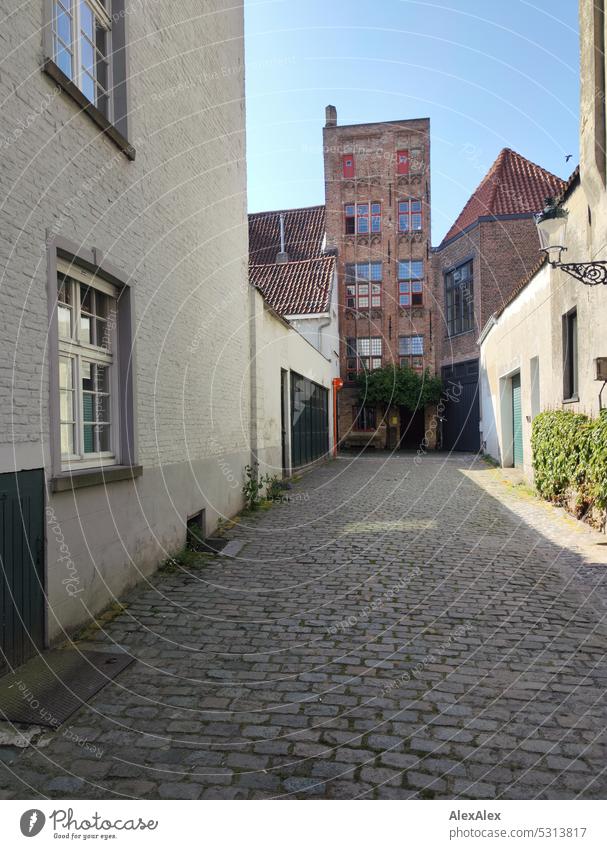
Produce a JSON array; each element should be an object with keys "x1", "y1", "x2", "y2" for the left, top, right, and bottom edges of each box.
[
  {"x1": 356, "y1": 365, "x2": 443, "y2": 411},
  {"x1": 531, "y1": 410, "x2": 607, "y2": 521}
]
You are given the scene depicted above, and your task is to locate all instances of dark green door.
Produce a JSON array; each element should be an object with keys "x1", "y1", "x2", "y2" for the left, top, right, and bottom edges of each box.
[
  {"x1": 512, "y1": 374, "x2": 523, "y2": 468},
  {"x1": 0, "y1": 470, "x2": 45, "y2": 675}
]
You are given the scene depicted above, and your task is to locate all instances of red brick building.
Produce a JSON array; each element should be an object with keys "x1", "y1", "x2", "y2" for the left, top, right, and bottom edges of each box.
[
  {"x1": 434, "y1": 148, "x2": 565, "y2": 451},
  {"x1": 322, "y1": 106, "x2": 435, "y2": 450}
]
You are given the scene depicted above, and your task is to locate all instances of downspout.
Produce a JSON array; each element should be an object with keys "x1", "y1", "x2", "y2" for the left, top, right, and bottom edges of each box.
[{"x1": 249, "y1": 284, "x2": 258, "y2": 467}]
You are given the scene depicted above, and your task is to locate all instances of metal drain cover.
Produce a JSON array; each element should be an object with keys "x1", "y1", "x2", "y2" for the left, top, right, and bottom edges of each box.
[{"x1": 0, "y1": 649, "x2": 135, "y2": 727}]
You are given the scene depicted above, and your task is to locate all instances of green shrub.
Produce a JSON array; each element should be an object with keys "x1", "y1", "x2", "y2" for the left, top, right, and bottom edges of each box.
[{"x1": 531, "y1": 410, "x2": 607, "y2": 519}]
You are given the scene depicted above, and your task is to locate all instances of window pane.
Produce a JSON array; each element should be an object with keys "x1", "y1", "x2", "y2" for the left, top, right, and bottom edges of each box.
[
  {"x1": 81, "y1": 360, "x2": 92, "y2": 390},
  {"x1": 80, "y1": 1, "x2": 94, "y2": 37},
  {"x1": 60, "y1": 390, "x2": 73, "y2": 421},
  {"x1": 98, "y1": 424, "x2": 111, "y2": 452},
  {"x1": 59, "y1": 356, "x2": 73, "y2": 390},
  {"x1": 371, "y1": 215, "x2": 381, "y2": 232},
  {"x1": 81, "y1": 285, "x2": 92, "y2": 313},
  {"x1": 399, "y1": 215, "x2": 408, "y2": 231},
  {"x1": 56, "y1": 46, "x2": 72, "y2": 78},
  {"x1": 411, "y1": 261, "x2": 423, "y2": 278},
  {"x1": 81, "y1": 37, "x2": 94, "y2": 72},
  {"x1": 80, "y1": 314, "x2": 91, "y2": 344},
  {"x1": 58, "y1": 305, "x2": 72, "y2": 338},
  {"x1": 345, "y1": 204, "x2": 355, "y2": 216},
  {"x1": 61, "y1": 424, "x2": 74, "y2": 456},
  {"x1": 411, "y1": 200, "x2": 422, "y2": 212},
  {"x1": 412, "y1": 214, "x2": 422, "y2": 230},
  {"x1": 82, "y1": 392, "x2": 94, "y2": 422},
  {"x1": 96, "y1": 394, "x2": 110, "y2": 422},
  {"x1": 358, "y1": 217, "x2": 369, "y2": 233},
  {"x1": 398, "y1": 202, "x2": 408, "y2": 213},
  {"x1": 55, "y1": 4, "x2": 72, "y2": 45},
  {"x1": 357, "y1": 204, "x2": 369, "y2": 214},
  {"x1": 83, "y1": 423, "x2": 95, "y2": 453},
  {"x1": 81, "y1": 72, "x2": 95, "y2": 103}
]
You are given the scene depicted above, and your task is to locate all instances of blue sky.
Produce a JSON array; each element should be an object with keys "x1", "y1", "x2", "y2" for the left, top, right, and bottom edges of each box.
[{"x1": 244, "y1": 0, "x2": 579, "y2": 245}]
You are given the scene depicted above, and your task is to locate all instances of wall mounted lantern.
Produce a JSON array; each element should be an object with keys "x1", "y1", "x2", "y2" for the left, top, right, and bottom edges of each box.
[{"x1": 535, "y1": 198, "x2": 607, "y2": 285}]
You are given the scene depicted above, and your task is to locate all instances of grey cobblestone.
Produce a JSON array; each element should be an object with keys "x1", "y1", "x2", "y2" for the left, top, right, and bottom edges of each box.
[{"x1": 2, "y1": 455, "x2": 607, "y2": 799}]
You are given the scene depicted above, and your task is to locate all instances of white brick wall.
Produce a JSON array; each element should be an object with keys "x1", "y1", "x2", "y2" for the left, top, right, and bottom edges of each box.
[{"x1": 0, "y1": 0, "x2": 251, "y2": 638}]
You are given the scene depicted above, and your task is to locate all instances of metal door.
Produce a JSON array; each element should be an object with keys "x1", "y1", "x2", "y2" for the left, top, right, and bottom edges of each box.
[
  {"x1": 0, "y1": 470, "x2": 45, "y2": 675},
  {"x1": 512, "y1": 374, "x2": 523, "y2": 468}
]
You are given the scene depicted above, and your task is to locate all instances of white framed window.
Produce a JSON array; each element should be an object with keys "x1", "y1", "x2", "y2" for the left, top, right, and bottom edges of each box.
[
  {"x1": 51, "y1": 0, "x2": 113, "y2": 117},
  {"x1": 56, "y1": 259, "x2": 120, "y2": 470}
]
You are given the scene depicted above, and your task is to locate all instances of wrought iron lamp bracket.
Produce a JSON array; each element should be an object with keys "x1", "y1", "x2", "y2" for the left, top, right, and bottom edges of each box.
[{"x1": 540, "y1": 248, "x2": 607, "y2": 285}]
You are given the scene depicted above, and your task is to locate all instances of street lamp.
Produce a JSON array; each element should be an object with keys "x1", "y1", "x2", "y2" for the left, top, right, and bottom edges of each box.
[{"x1": 535, "y1": 197, "x2": 607, "y2": 285}]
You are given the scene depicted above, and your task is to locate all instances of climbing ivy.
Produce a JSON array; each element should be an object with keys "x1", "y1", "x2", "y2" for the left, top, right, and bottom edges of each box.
[
  {"x1": 531, "y1": 410, "x2": 607, "y2": 516},
  {"x1": 357, "y1": 365, "x2": 443, "y2": 412}
]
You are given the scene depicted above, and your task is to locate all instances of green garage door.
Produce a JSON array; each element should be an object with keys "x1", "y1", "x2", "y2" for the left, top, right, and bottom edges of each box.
[
  {"x1": 0, "y1": 470, "x2": 45, "y2": 675},
  {"x1": 512, "y1": 374, "x2": 523, "y2": 468}
]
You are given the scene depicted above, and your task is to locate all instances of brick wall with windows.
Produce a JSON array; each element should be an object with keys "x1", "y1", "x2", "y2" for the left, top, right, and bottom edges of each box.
[
  {"x1": 322, "y1": 112, "x2": 435, "y2": 444},
  {"x1": 434, "y1": 217, "x2": 544, "y2": 372}
]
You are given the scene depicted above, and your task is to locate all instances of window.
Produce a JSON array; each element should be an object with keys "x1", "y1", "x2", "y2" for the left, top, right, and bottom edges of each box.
[
  {"x1": 51, "y1": 0, "x2": 112, "y2": 116},
  {"x1": 445, "y1": 260, "x2": 474, "y2": 336},
  {"x1": 398, "y1": 260, "x2": 424, "y2": 307},
  {"x1": 396, "y1": 149, "x2": 409, "y2": 174},
  {"x1": 345, "y1": 262, "x2": 382, "y2": 310},
  {"x1": 56, "y1": 259, "x2": 119, "y2": 469},
  {"x1": 563, "y1": 308, "x2": 578, "y2": 401},
  {"x1": 343, "y1": 154, "x2": 355, "y2": 178},
  {"x1": 352, "y1": 405, "x2": 376, "y2": 431},
  {"x1": 344, "y1": 203, "x2": 381, "y2": 234},
  {"x1": 345, "y1": 336, "x2": 382, "y2": 379},
  {"x1": 398, "y1": 199, "x2": 422, "y2": 232},
  {"x1": 399, "y1": 336, "x2": 424, "y2": 371}
]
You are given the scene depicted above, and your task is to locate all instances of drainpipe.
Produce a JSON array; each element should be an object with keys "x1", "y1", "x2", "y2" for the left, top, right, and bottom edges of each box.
[
  {"x1": 332, "y1": 377, "x2": 343, "y2": 456},
  {"x1": 249, "y1": 285, "x2": 258, "y2": 467}
]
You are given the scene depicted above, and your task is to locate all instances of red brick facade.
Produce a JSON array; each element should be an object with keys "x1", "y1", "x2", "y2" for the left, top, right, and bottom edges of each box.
[
  {"x1": 322, "y1": 111, "x2": 435, "y2": 449},
  {"x1": 434, "y1": 216, "x2": 547, "y2": 372}
]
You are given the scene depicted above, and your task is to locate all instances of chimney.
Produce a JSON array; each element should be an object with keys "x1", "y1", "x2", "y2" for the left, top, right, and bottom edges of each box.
[
  {"x1": 325, "y1": 104, "x2": 337, "y2": 127},
  {"x1": 275, "y1": 213, "x2": 289, "y2": 264}
]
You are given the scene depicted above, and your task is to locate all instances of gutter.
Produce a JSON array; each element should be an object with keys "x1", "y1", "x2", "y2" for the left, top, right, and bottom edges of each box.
[{"x1": 477, "y1": 313, "x2": 498, "y2": 346}]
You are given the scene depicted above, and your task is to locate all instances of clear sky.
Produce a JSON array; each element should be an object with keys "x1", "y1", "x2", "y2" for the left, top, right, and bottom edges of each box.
[{"x1": 244, "y1": 0, "x2": 579, "y2": 245}]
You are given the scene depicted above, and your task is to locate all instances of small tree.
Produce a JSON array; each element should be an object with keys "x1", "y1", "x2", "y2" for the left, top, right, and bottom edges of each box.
[{"x1": 356, "y1": 364, "x2": 442, "y2": 412}]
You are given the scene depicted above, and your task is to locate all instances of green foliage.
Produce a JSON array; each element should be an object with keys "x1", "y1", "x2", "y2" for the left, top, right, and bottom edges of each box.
[
  {"x1": 242, "y1": 463, "x2": 284, "y2": 510},
  {"x1": 357, "y1": 365, "x2": 443, "y2": 412},
  {"x1": 242, "y1": 463, "x2": 267, "y2": 510},
  {"x1": 531, "y1": 410, "x2": 607, "y2": 516}
]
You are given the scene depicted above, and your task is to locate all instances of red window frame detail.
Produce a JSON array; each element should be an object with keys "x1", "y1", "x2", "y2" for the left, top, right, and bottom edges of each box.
[
  {"x1": 343, "y1": 154, "x2": 355, "y2": 178},
  {"x1": 397, "y1": 149, "x2": 409, "y2": 174}
]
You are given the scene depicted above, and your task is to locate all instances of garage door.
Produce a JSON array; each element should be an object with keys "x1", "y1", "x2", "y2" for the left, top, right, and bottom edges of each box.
[{"x1": 441, "y1": 359, "x2": 480, "y2": 453}]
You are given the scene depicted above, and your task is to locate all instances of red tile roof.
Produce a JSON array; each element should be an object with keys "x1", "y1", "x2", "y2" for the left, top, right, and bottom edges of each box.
[
  {"x1": 440, "y1": 148, "x2": 566, "y2": 246},
  {"x1": 248, "y1": 205, "x2": 326, "y2": 265},
  {"x1": 492, "y1": 166, "x2": 581, "y2": 320},
  {"x1": 250, "y1": 256, "x2": 335, "y2": 316}
]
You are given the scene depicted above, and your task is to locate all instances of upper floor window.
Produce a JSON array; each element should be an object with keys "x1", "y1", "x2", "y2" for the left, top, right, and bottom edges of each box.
[
  {"x1": 344, "y1": 203, "x2": 381, "y2": 234},
  {"x1": 563, "y1": 308, "x2": 578, "y2": 401},
  {"x1": 398, "y1": 260, "x2": 424, "y2": 307},
  {"x1": 396, "y1": 149, "x2": 409, "y2": 174},
  {"x1": 345, "y1": 262, "x2": 382, "y2": 310},
  {"x1": 345, "y1": 337, "x2": 382, "y2": 380},
  {"x1": 399, "y1": 335, "x2": 424, "y2": 371},
  {"x1": 343, "y1": 154, "x2": 355, "y2": 178},
  {"x1": 445, "y1": 260, "x2": 474, "y2": 336},
  {"x1": 51, "y1": 0, "x2": 112, "y2": 116},
  {"x1": 56, "y1": 260, "x2": 119, "y2": 469},
  {"x1": 398, "y1": 199, "x2": 422, "y2": 232}
]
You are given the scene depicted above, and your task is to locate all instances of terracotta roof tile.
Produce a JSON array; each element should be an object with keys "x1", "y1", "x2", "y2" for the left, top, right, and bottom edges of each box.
[
  {"x1": 441, "y1": 148, "x2": 566, "y2": 246},
  {"x1": 248, "y1": 205, "x2": 325, "y2": 265},
  {"x1": 250, "y1": 256, "x2": 335, "y2": 317}
]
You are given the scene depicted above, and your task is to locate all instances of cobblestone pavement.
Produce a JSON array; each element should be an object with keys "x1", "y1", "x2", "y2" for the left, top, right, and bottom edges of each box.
[{"x1": 2, "y1": 454, "x2": 607, "y2": 800}]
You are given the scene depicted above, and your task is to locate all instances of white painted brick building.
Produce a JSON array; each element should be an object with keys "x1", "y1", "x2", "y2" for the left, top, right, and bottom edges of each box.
[{"x1": 0, "y1": 0, "x2": 251, "y2": 657}]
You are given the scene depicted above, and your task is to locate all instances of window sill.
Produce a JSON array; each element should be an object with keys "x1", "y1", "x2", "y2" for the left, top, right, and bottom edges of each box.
[
  {"x1": 563, "y1": 395, "x2": 580, "y2": 405},
  {"x1": 43, "y1": 59, "x2": 136, "y2": 161},
  {"x1": 51, "y1": 464, "x2": 143, "y2": 493},
  {"x1": 445, "y1": 329, "x2": 475, "y2": 340}
]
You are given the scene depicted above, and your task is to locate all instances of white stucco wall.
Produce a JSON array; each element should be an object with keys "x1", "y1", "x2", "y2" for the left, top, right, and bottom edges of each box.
[
  {"x1": 251, "y1": 290, "x2": 336, "y2": 478},
  {"x1": 0, "y1": 1, "x2": 250, "y2": 640},
  {"x1": 480, "y1": 176, "x2": 607, "y2": 482}
]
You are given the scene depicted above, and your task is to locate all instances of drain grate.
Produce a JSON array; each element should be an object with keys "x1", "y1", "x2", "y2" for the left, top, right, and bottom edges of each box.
[{"x1": 0, "y1": 649, "x2": 135, "y2": 727}]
